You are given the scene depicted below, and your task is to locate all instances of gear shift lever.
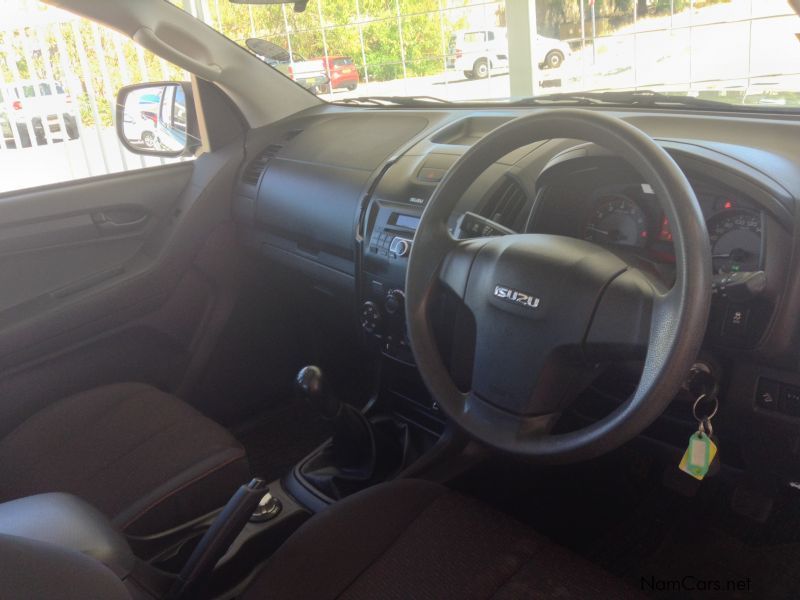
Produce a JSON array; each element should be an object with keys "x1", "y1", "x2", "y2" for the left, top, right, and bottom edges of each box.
[
  {"x1": 295, "y1": 366, "x2": 376, "y2": 478},
  {"x1": 294, "y1": 366, "x2": 409, "y2": 499}
]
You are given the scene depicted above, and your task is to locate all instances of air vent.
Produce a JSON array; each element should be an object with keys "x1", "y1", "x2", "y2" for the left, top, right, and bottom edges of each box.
[
  {"x1": 241, "y1": 144, "x2": 282, "y2": 186},
  {"x1": 482, "y1": 177, "x2": 527, "y2": 230}
]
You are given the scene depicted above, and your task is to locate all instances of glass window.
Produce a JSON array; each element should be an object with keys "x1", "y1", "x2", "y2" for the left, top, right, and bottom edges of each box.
[
  {"x1": 1, "y1": 2, "x2": 192, "y2": 194},
  {"x1": 168, "y1": 0, "x2": 800, "y2": 112},
  {"x1": 463, "y1": 32, "x2": 486, "y2": 44}
]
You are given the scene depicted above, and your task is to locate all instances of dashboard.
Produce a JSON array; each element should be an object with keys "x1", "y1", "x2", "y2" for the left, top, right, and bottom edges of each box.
[{"x1": 233, "y1": 104, "x2": 800, "y2": 479}]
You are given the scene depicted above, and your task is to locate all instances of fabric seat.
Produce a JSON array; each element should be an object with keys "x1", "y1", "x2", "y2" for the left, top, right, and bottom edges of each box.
[
  {"x1": 244, "y1": 479, "x2": 643, "y2": 600},
  {"x1": 0, "y1": 382, "x2": 249, "y2": 535}
]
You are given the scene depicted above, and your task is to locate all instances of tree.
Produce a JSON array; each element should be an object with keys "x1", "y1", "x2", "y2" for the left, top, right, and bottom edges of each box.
[{"x1": 207, "y1": 0, "x2": 468, "y2": 81}]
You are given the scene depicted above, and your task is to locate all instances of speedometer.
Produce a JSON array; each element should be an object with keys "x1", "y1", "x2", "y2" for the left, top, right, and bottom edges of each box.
[
  {"x1": 584, "y1": 195, "x2": 648, "y2": 248},
  {"x1": 707, "y1": 209, "x2": 762, "y2": 274}
]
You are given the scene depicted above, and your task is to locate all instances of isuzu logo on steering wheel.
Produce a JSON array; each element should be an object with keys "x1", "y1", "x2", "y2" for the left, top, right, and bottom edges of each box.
[{"x1": 493, "y1": 285, "x2": 541, "y2": 309}]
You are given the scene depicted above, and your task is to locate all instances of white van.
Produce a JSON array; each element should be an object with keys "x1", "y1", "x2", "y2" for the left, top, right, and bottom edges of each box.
[{"x1": 448, "y1": 27, "x2": 572, "y2": 79}]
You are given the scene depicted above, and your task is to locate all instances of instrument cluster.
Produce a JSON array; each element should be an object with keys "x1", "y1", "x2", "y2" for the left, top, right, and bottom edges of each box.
[{"x1": 536, "y1": 172, "x2": 763, "y2": 275}]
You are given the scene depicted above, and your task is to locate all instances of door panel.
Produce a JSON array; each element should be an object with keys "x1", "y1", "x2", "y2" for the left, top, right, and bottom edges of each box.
[
  {"x1": 0, "y1": 164, "x2": 191, "y2": 314},
  {"x1": 0, "y1": 140, "x2": 244, "y2": 426}
]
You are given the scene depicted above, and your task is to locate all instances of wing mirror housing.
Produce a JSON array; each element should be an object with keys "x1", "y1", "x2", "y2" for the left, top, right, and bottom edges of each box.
[{"x1": 115, "y1": 81, "x2": 200, "y2": 158}]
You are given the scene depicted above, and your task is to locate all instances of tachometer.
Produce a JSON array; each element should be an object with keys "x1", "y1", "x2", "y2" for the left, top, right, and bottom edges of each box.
[
  {"x1": 584, "y1": 194, "x2": 648, "y2": 248},
  {"x1": 707, "y1": 209, "x2": 761, "y2": 273}
]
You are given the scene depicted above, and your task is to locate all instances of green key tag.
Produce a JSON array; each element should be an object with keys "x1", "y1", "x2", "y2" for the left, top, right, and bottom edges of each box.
[{"x1": 679, "y1": 432, "x2": 717, "y2": 480}]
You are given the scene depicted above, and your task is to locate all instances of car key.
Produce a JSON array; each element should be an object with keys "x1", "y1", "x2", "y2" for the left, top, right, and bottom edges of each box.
[{"x1": 679, "y1": 393, "x2": 720, "y2": 481}]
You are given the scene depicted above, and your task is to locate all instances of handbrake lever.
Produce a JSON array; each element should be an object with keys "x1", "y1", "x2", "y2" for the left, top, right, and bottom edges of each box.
[{"x1": 167, "y1": 478, "x2": 269, "y2": 599}]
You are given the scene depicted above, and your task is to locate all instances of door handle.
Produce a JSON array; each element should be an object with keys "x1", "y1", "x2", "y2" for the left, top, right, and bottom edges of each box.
[{"x1": 92, "y1": 210, "x2": 149, "y2": 234}]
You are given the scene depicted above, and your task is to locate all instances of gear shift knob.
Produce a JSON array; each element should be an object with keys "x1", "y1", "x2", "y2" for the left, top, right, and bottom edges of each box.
[
  {"x1": 296, "y1": 365, "x2": 324, "y2": 397},
  {"x1": 296, "y1": 366, "x2": 340, "y2": 419}
]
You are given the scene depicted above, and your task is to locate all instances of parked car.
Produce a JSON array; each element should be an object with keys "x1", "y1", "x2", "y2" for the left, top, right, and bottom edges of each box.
[
  {"x1": 0, "y1": 79, "x2": 79, "y2": 147},
  {"x1": 447, "y1": 27, "x2": 571, "y2": 79},
  {"x1": 245, "y1": 38, "x2": 329, "y2": 94},
  {"x1": 314, "y1": 56, "x2": 359, "y2": 92},
  {"x1": 119, "y1": 84, "x2": 187, "y2": 153},
  {"x1": 120, "y1": 86, "x2": 162, "y2": 149},
  {"x1": 0, "y1": 110, "x2": 13, "y2": 148},
  {"x1": 122, "y1": 110, "x2": 157, "y2": 148}
]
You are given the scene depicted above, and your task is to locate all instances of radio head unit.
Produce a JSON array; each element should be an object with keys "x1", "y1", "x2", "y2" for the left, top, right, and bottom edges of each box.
[{"x1": 368, "y1": 210, "x2": 420, "y2": 259}]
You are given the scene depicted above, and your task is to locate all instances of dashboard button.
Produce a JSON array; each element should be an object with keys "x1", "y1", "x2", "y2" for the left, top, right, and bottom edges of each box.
[
  {"x1": 385, "y1": 289, "x2": 405, "y2": 315},
  {"x1": 756, "y1": 378, "x2": 780, "y2": 411},
  {"x1": 389, "y1": 237, "x2": 412, "y2": 257},
  {"x1": 359, "y1": 301, "x2": 382, "y2": 334},
  {"x1": 722, "y1": 305, "x2": 749, "y2": 338},
  {"x1": 781, "y1": 385, "x2": 800, "y2": 417},
  {"x1": 419, "y1": 167, "x2": 445, "y2": 183}
]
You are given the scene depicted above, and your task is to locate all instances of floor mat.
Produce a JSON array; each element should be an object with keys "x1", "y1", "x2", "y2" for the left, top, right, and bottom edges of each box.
[
  {"x1": 625, "y1": 483, "x2": 800, "y2": 599},
  {"x1": 454, "y1": 450, "x2": 800, "y2": 599},
  {"x1": 233, "y1": 401, "x2": 333, "y2": 483}
]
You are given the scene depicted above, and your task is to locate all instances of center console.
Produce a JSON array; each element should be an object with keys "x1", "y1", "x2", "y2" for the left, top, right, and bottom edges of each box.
[
  {"x1": 284, "y1": 163, "x2": 458, "y2": 509},
  {"x1": 360, "y1": 203, "x2": 421, "y2": 366}
]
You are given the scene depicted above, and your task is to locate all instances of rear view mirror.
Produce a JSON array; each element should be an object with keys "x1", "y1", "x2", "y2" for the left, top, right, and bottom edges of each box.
[
  {"x1": 230, "y1": 0, "x2": 309, "y2": 13},
  {"x1": 115, "y1": 82, "x2": 199, "y2": 158},
  {"x1": 245, "y1": 38, "x2": 290, "y2": 62}
]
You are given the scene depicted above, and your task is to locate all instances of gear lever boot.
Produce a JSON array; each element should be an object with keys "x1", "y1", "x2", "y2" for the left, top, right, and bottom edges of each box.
[
  {"x1": 295, "y1": 365, "x2": 408, "y2": 499},
  {"x1": 295, "y1": 365, "x2": 377, "y2": 478}
]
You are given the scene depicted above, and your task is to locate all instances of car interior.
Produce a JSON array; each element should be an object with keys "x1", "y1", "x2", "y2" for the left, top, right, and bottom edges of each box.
[{"x1": 1, "y1": 0, "x2": 800, "y2": 598}]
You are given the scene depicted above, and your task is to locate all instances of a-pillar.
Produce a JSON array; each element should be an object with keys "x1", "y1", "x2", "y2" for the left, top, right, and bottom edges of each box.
[{"x1": 506, "y1": 0, "x2": 540, "y2": 98}]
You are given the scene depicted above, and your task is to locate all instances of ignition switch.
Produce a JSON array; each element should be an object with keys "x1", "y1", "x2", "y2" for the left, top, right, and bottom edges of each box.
[{"x1": 682, "y1": 361, "x2": 719, "y2": 400}]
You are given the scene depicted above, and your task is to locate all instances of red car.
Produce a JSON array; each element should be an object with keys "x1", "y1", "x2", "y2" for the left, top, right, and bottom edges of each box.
[{"x1": 316, "y1": 56, "x2": 359, "y2": 91}]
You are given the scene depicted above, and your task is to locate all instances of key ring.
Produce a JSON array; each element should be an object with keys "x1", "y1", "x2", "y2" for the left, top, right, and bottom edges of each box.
[{"x1": 692, "y1": 393, "x2": 718, "y2": 437}]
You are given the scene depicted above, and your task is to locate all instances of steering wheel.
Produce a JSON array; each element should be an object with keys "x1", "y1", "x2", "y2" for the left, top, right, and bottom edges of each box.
[{"x1": 405, "y1": 109, "x2": 711, "y2": 462}]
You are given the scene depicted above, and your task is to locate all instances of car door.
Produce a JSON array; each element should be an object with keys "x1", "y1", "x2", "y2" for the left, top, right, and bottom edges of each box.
[
  {"x1": 0, "y1": 10, "x2": 246, "y2": 438},
  {"x1": 494, "y1": 30, "x2": 510, "y2": 68}
]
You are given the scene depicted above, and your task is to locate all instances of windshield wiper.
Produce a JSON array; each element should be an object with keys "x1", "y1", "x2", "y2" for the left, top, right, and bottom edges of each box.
[
  {"x1": 512, "y1": 90, "x2": 738, "y2": 110},
  {"x1": 334, "y1": 95, "x2": 452, "y2": 107}
]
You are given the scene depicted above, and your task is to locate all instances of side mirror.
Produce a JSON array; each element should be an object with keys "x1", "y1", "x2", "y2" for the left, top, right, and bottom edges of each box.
[{"x1": 115, "y1": 82, "x2": 200, "y2": 157}]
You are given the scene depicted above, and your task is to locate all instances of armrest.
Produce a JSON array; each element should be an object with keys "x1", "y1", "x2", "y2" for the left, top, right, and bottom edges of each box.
[
  {"x1": 0, "y1": 533, "x2": 131, "y2": 600},
  {"x1": 0, "y1": 493, "x2": 135, "y2": 578}
]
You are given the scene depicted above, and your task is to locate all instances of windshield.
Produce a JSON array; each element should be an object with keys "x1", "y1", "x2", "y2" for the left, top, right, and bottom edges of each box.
[{"x1": 178, "y1": 0, "x2": 800, "y2": 110}]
